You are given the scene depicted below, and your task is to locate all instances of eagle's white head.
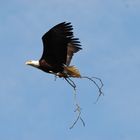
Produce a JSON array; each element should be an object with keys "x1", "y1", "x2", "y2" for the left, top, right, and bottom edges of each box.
[{"x1": 25, "y1": 60, "x2": 40, "y2": 68}]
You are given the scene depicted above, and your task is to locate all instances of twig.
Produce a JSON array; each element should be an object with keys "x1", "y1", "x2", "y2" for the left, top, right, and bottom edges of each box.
[
  {"x1": 81, "y1": 76, "x2": 104, "y2": 103},
  {"x1": 69, "y1": 104, "x2": 85, "y2": 129},
  {"x1": 70, "y1": 85, "x2": 85, "y2": 129}
]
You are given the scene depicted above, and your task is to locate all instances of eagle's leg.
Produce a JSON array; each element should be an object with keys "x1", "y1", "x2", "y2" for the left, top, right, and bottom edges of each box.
[{"x1": 64, "y1": 77, "x2": 76, "y2": 91}]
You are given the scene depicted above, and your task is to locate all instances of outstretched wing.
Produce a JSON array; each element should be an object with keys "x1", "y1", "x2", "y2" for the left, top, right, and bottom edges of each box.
[
  {"x1": 40, "y1": 22, "x2": 82, "y2": 67},
  {"x1": 41, "y1": 22, "x2": 75, "y2": 66}
]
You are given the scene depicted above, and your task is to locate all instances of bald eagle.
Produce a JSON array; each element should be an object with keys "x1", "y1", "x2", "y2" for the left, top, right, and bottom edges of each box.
[
  {"x1": 26, "y1": 22, "x2": 103, "y2": 93},
  {"x1": 26, "y1": 22, "x2": 82, "y2": 81},
  {"x1": 26, "y1": 22, "x2": 87, "y2": 90}
]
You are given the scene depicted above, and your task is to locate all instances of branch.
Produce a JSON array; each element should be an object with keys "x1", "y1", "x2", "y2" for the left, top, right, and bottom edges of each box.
[
  {"x1": 69, "y1": 104, "x2": 85, "y2": 129},
  {"x1": 81, "y1": 76, "x2": 104, "y2": 103}
]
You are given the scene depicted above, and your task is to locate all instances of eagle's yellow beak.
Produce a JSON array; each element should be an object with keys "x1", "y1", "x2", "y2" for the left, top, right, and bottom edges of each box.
[{"x1": 25, "y1": 60, "x2": 32, "y2": 65}]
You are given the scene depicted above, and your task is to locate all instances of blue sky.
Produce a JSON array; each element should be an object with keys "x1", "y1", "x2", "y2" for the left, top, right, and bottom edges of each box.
[{"x1": 0, "y1": 0, "x2": 140, "y2": 140}]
